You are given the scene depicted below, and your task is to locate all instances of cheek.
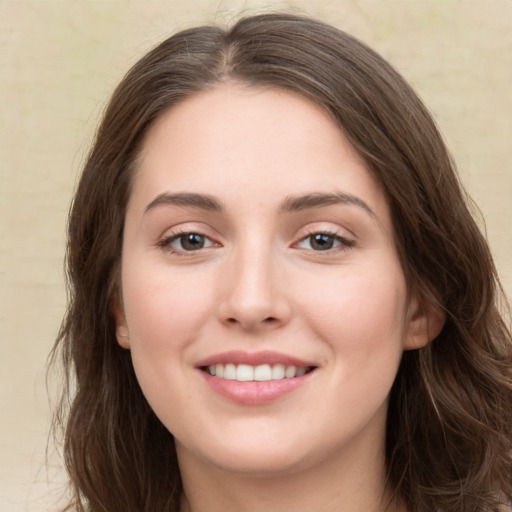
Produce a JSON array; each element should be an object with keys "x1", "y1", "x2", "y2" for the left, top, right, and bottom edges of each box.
[
  {"x1": 124, "y1": 261, "x2": 213, "y2": 329},
  {"x1": 120, "y1": 267, "x2": 218, "y2": 427},
  {"x1": 296, "y1": 262, "x2": 409, "y2": 369},
  {"x1": 121, "y1": 265, "x2": 216, "y2": 375}
]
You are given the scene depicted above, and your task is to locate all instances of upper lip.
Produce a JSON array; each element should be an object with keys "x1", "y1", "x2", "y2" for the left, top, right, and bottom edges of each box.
[{"x1": 196, "y1": 350, "x2": 316, "y2": 368}]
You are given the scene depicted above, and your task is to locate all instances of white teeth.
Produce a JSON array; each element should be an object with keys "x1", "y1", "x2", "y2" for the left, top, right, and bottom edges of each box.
[
  {"x1": 224, "y1": 364, "x2": 237, "y2": 380},
  {"x1": 271, "y1": 364, "x2": 285, "y2": 379},
  {"x1": 254, "y1": 364, "x2": 272, "y2": 381},
  {"x1": 285, "y1": 365, "x2": 297, "y2": 378},
  {"x1": 236, "y1": 364, "x2": 254, "y2": 381},
  {"x1": 206, "y1": 363, "x2": 311, "y2": 381}
]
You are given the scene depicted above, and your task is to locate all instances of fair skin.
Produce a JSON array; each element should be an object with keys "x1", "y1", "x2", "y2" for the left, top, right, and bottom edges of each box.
[{"x1": 115, "y1": 83, "x2": 442, "y2": 512}]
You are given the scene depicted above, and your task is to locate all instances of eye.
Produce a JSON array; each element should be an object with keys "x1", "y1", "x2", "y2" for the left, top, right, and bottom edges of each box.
[
  {"x1": 160, "y1": 232, "x2": 216, "y2": 252},
  {"x1": 297, "y1": 232, "x2": 353, "y2": 251}
]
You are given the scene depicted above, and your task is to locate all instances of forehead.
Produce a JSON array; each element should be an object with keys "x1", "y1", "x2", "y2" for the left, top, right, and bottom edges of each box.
[{"x1": 130, "y1": 83, "x2": 390, "y2": 226}]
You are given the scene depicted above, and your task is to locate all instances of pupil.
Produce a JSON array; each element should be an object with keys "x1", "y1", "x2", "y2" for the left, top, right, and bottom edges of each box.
[
  {"x1": 182, "y1": 233, "x2": 204, "y2": 250},
  {"x1": 311, "y1": 234, "x2": 333, "y2": 250}
]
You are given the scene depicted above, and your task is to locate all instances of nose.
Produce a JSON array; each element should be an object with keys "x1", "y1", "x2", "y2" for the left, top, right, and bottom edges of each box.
[{"x1": 216, "y1": 244, "x2": 292, "y2": 331}]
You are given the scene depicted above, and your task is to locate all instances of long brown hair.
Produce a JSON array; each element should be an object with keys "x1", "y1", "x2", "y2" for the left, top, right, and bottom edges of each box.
[{"x1": 51, "y1": 13, "x2": 512, "y2": 511}]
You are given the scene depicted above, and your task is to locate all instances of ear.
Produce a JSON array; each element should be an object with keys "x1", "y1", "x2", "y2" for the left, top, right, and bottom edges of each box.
[
  {"x1": 403, "y1": 292, "x2": 445, "y2": 351},
  {"x1": 112, "y1": 292, "x2": 130, "y2": 349}
]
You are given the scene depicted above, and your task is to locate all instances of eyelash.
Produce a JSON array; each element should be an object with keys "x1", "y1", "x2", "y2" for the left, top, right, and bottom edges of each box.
[
  {"x1": 157, "y1": 229, "x2": 217, "y2": 255},
  {"x1": 157, "y1": 229, "x2": 354, "y2": 255},
  {"x1": 295, "y1": 230, "x2": 355, "y2": 253}
]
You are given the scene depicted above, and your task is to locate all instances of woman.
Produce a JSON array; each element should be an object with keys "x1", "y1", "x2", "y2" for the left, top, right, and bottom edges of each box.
[{"x1": 51, "y1": 13, "x2": 512, "y2": 512}]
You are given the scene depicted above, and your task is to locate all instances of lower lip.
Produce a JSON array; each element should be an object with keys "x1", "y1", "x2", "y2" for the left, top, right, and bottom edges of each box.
[{"x1": 199, "y1": 370, "x2": 314, "y2": 405}]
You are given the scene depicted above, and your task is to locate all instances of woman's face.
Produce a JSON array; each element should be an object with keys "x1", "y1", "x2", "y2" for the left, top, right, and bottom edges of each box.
[{"x1": 116, "y1": 84, "x2": 432, "y2": 476}]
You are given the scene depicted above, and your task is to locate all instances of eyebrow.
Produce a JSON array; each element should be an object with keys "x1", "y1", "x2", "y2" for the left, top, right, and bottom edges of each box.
[
  {"x1": 144, "y1": 192, "x2": 224, "y2": 213},
  {"x1": 144, "y1": 190, "x2": 375, "y2": 218},
  {"x1": 280, "y1": 192, "x2": 375, "y2": 217}
]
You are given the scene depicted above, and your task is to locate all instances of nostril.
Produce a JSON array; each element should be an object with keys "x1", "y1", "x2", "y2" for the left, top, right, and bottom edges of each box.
[{"x1": 224, "y1": 316, "x2": 279, "y2": 327}]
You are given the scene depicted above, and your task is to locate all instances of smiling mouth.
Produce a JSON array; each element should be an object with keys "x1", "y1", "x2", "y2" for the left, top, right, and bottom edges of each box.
[{"x1": 201, "y1": 363, "x2": 316, "y2": 382}]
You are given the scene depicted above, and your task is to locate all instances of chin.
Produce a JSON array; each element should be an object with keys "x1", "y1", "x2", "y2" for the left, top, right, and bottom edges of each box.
[
  {"x1": 211, "y1": 448, "x2": 309, "y2": 477},
  {"x1": 178, "y1": 433, "x2": 314, "y2": 477}
]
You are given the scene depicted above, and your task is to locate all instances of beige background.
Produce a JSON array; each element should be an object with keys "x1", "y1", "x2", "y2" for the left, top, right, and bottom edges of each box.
[{"x1": 1, "y1": 1, "x2": 511, "y2": 510}]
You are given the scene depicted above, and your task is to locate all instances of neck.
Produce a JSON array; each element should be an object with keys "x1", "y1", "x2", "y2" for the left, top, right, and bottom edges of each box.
[{"x1": 177, "y1": 437, "x2": 403, "y2": 512}]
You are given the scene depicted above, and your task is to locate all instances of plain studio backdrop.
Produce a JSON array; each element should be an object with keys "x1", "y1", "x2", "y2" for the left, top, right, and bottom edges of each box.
[{"x1": 1, "y1": 1, "x2": 511, "y2": 510}]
